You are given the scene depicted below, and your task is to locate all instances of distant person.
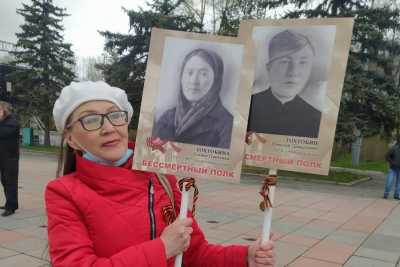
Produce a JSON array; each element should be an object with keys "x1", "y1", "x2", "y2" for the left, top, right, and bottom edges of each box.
[
  {"x1": 248, "y1": 30, "x2": 321, "y2": 138},
  {"x1": 0, "y1": 101, "x2": 20, "y2": 216},
  {"x1": 384, "y1": 141, "x2": 400, "y2": 200},
  {"x1": 351, "y1": 126, "x2": 362, "y2": 166},
  {"x1": 153, "y1": 48, "x2": 233, "y2": 149}
]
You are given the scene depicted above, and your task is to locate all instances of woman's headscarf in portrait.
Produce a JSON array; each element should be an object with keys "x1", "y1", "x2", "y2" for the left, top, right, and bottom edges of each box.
[{"x1": 174, "y1": 48, "x2": 224, "y2": 137}]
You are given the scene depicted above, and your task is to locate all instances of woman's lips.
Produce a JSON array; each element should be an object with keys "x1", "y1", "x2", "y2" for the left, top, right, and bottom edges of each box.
[{"x1": 102, "y1": 139, "x2": 120, "y2": 147}]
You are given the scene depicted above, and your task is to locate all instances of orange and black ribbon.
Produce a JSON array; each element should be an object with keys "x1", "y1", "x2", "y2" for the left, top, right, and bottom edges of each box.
[
  {"x1": 178, "y1": 177, "x2": 199, "y2": 217},
  {"x1": 162, "y1": 205, "x2": 177, "y2": 225},
  {"x1": 259, "y1": 174, "x2": 277, "y2": 211}
]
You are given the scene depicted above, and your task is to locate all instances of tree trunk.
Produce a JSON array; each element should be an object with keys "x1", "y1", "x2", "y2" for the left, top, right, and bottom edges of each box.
[
  {"x1": 200, "y1": 0, "x2": 206, "y2": 30},
  {"x1": 43, "y1": 114, "x2": 51, "y2": 146},
  {"x1": 44, "y1": 128, "x2": 51, "y2": 146},
  {"x1": 212, "y1": 0, "x2": 216, "y2": 33}
]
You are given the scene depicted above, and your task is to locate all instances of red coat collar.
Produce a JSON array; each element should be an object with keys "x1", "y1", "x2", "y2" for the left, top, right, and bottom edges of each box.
[{"x1": 74, "y1": 142, "x2": 154, "y2": 197}]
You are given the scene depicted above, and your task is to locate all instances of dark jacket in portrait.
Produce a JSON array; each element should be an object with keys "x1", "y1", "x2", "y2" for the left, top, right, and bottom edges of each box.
[
  {"x1": 0, "y1": 114, "x2": 20, "y2": 165},
  {"x1": 248, "y1": 89, "x2": 321, "y2": 138},
  {"x1": 153, "y1": 99, "x2": 233, "y2": 149}
]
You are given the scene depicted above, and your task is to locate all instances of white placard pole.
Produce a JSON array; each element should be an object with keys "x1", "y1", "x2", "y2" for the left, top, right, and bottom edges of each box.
[
  {"x1": 174, "y1": 182, "x2": 190, "y2": 267},
  {"x1": 261, "y1": 169, "x2": 277, "y2": 244}
]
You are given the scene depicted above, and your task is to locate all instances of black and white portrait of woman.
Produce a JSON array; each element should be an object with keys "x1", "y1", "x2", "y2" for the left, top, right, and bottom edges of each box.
[
  {"x1": 248, "y1": 26, "x2": 336, "y2": 138},
  {"x1": 152, "y1": 38, "x2": 242, "y2": 149}
]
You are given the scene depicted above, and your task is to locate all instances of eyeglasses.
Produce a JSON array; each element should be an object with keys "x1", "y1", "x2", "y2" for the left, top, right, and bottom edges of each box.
[{"x1": 67, "y1": 111, "x2": 128, "y2": 131}]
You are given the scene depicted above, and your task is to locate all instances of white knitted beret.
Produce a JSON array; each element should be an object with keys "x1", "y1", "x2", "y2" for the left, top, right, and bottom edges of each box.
[{"x1": 53, "y1": 81, "x2": 133, "y2": 131}]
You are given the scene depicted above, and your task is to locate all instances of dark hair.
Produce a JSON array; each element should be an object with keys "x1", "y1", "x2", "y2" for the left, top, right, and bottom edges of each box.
[
  {"x1": 56, "y1": 116, "x2": 78, "y2": 176},
  {"x1": 56, "y1": 138, "x2": 77, "y2": 177}
]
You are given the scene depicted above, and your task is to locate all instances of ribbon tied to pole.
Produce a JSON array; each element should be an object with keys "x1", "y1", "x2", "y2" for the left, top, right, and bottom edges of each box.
[
  {"x1": 178, "y1": 177, "x2": 199, "y2": 217},
  {"x1": 259, "y1": 174, "x2": 277, "y2": 211}
]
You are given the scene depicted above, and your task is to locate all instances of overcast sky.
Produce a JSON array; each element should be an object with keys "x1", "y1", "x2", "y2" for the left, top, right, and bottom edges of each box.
[{"x1": 0, "y1": 0, "x2": 147, "y2": 58}]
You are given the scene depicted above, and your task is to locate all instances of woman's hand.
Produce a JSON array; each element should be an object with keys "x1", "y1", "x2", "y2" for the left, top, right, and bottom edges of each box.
[
  {"x1": 248, "y1": 237, "x2": 275, "y2": 267},
  {"x1": 160, "y1": 218, "x2": 193, "y2": 259}
]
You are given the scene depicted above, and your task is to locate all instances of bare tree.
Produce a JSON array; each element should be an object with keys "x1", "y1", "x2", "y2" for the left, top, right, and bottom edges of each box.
[{"x1": 75, "y1": 56, "x2": 104, "y2": 81}]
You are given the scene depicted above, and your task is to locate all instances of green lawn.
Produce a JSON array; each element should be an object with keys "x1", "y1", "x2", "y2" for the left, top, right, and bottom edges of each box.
[
  {"x1": 331, "y1": 153, "x2": 388, "y2": 173},
  {"x1": 242, "y1": 165, "x2": 367, "y2": 184},
  {"x1": 21, "y1": 145, "x2": 387, "y2": 182}
]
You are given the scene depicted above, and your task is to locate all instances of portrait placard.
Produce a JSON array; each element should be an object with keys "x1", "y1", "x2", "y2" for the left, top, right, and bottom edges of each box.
[
  {"x1": 240, "y1": 18, "x2": 354, "y2": 175},
  {"x1": 133, "y1": 28, "x2": 254, "y2": 182}
]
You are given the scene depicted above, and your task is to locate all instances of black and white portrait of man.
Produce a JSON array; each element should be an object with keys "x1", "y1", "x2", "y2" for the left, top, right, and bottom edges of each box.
[{"x1": 248, "y1": 26, "x2": 336, "y2": 138}]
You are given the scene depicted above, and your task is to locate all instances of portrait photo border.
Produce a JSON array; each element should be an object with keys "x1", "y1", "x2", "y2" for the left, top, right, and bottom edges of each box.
[
  {"x1": 133, "y1": 28, "x2": 255, "y2": 182},
  {"x1": 240, "y1": 18, "x2": 354, "y2": 175}
]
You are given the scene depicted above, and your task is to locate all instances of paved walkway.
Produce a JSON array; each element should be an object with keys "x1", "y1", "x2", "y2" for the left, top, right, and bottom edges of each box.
[{"x1": 0, "y1": 151, "x2": 399, "y2": 267}]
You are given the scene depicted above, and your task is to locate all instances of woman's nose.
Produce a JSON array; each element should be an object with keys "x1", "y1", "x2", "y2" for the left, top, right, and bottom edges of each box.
[
  {"x1": 190, "y1": 72, "x2": 200, "y2": 84},
  {"x1": 100, "y1": 117, "x2": 115, "y2": 134}
]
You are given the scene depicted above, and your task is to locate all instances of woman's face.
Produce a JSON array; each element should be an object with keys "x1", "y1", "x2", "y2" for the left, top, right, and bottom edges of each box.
[
  {"x1": 181, "y1": 55, "x2": 215, "y2": 103},
  {"x1": 65, "y1": 100, "x2": 129, "y2": 162}
]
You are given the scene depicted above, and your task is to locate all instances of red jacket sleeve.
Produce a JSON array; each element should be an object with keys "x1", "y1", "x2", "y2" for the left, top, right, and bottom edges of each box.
[
  {"x1": 45, "y1": 179, "x2": 168, "y2": 267},
  {"x1": 166, "y1": 175, "x2": 249, "y2": 267}
]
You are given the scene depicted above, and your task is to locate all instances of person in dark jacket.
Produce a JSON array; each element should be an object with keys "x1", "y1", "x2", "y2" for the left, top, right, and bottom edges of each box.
[
  {"x1": 384, "y1": 141, "x2": 400, "y2": 199},
  {"x1": 248, "y1": 30, "x2": 321, "y2": 138},
  {"x1": 153, "y1": 48, "x2": 233, "y2": 149},
  {"x1": 0, "y1": 101, "x2": 20, "y2": 216},
  {"x1": 46, "y1": 81, "x2": 276, "y2": 267}
]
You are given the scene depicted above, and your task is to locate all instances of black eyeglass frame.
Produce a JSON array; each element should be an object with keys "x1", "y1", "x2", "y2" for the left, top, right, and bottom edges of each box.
[{"x1": 66, "y1": 111, "x2": 128, "y2": 131}]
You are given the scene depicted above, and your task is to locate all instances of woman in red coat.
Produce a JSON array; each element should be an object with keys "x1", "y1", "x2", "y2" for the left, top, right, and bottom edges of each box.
[{"x1": 46, "y1": 81, "x2": 275, "y2": 267}]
